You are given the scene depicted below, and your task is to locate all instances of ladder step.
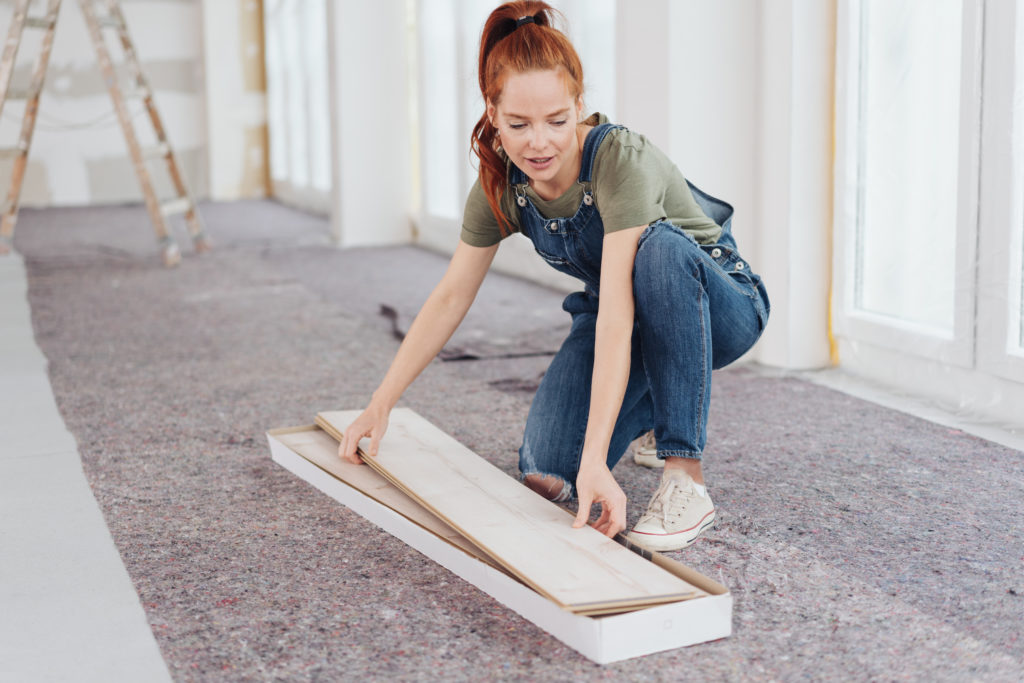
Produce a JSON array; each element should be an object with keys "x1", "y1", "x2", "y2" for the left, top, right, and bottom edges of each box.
[
  {"x1": 24, "y1": 16, "x2": 56, "y2": 29},
  {"x1": 160, "y1": 197, "x2": 192, "y2": 217},
  {"x1": 96, "y1": 16, "x2": 124, "y2": 29},
  {"x1": 142, "y1": 143, "x2": 171, "y2": 160},
  {"x1": 4, "y1": 87, "x2": 39, "y2": 101},
  {"x1": 0, "y1": 144, "x2": 27, "y2": 160},
  {"x1": 120, "y1": 86, "x2": 152, "y2": 100}
]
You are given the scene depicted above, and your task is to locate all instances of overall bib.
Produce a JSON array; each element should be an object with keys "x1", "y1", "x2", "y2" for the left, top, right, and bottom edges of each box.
[{"x1": 514, "y1": 122, "x2": 770, "y2": 501}]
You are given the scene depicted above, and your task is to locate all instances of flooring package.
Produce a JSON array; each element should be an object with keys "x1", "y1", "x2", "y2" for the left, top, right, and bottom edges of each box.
[{"x1": 268, "y1": 409, "x2": 732, "y2": 663}]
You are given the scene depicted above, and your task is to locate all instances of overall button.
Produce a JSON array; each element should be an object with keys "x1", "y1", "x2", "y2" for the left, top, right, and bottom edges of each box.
[
  {"x1": 516, "y1": 196, "x2": 527, "y2": 207},
  {"x1": 711, "y1": 247, "x2": 722, "y2": 259},
  {"x1": 548, "y1": 222, "x2": 558, "y2": 233},
  {"x1": 735, "y1": 261, "x2": 745, "y2": 271},
  {"x1": 583, "y1": 194, "x2": 593, "y2": 206}
]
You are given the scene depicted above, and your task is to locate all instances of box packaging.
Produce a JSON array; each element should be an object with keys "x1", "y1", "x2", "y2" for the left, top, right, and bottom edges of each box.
[{"x1": 268, "y1": 425, "x2": 732, "y2": 664}]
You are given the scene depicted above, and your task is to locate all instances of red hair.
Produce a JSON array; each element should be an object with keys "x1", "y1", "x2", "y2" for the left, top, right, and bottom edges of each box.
[{"x1": 470, "y1": 2, "x2": 584, "y2": 236}]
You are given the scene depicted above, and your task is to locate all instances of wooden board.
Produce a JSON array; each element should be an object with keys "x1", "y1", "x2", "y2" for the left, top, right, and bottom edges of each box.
[
  {"x1": 271, "y1": 426, "x2": 509, "y2": 576},
  {"x1": 316, "y1": 409, "x2": 705, "y2": 614},
  {"x1": 268, "y1": 426, "x2": 733, "y2": 660}
]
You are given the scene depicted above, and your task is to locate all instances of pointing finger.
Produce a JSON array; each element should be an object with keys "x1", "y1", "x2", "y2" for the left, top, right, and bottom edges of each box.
[{"x1": 573, "y1": 494, "x2": 592, "y2": 528}]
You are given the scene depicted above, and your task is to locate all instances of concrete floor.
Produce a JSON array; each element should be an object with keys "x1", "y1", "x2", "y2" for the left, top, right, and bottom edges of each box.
[{"x1": 3, "y1": 200, "x2": 1023, "y2": 681}]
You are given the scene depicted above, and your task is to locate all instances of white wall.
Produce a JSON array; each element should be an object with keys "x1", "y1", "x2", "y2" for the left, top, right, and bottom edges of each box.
[
  {"x1": 752, "y1": 0, "x2": 835, "y2": 369},
  {"x1": 0, "y1": 0, "x2": 207, "y2": 206},
  {"x1": 601, "y1": 1, "x2": 835, "y2": 369},
  {"x1": 666, "y1": 1, "x2": 759, "y2": 257}
]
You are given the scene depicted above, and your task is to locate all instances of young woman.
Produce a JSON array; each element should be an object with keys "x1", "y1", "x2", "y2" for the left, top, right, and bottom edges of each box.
[{"x1": 338, "y1": 1, "x2": 769, "y2": 552}]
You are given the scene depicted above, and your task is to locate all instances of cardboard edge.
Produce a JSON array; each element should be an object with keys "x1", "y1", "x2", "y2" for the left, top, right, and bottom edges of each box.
[
  {"x1": 649, "y1": 552, "x2": 730, "y2": 596},
  {"x1": 268, "y1": 427, "x2": 732, "y2": 664},
  {"x1": 267, "y1": 424, "x2": 322, "y2": 436}
]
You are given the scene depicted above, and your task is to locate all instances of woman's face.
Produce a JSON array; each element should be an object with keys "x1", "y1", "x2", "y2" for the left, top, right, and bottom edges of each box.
[{"x1": 488, "y1": 69, "x2": 584, "y2": 199}]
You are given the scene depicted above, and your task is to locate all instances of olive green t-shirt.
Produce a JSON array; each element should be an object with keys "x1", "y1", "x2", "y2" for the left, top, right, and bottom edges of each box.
[{"x1": 460, "y1": 113, "x2": 723, "y2": 247}]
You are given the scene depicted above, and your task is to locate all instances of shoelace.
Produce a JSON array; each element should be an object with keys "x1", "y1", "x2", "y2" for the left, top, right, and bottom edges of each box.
[{"x1": 644, "y1": 478, "x2": 692, "y2": 524}]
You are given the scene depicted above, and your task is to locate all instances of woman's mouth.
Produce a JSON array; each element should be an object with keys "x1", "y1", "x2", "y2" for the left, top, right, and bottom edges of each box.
[{"x1": 526, "y1": 156, "x2": 554, "y2": 170}]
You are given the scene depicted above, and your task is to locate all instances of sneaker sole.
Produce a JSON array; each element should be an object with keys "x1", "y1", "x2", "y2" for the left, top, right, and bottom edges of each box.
[{"x1": 626, "y1": 509, "x2": 717, "y2": 552}]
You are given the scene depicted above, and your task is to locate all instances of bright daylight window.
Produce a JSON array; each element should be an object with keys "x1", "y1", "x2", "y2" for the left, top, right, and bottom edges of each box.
[
  {"x1": 854, "y1": 0, "x2": 962, "y2": 334},
  {"x1": 264, "y1": 0, "x2": 331, "y2": 209}
]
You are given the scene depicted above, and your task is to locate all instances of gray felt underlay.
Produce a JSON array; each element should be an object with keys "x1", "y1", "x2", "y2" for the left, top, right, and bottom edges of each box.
[{"x1": 14, "y1": 201, "x2": 1024, "y2": 681}]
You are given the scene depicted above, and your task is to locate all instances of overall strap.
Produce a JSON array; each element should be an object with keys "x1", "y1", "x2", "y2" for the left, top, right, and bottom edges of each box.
[{"x1": 577, "y1": 122, "x2": 623, "y2": 184}]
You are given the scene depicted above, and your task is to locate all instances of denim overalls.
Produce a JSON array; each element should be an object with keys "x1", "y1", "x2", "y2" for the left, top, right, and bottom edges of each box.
[{"x1": 515, "y1": 122, "x2": 770, "y2": 501}]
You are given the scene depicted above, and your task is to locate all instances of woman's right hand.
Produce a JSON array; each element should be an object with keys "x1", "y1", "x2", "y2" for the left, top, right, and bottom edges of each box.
[
  {"x1": 334, "y1": 242, "x2": 497, "y2": 465},
  {"x1": 338, "y1": 403, "x2": 390, "y2": 465}
]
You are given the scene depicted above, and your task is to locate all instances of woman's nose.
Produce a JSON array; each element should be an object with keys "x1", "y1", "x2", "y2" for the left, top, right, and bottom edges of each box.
[{"x1": 528, "y1": 128, "x2": 546, "y2": 150}]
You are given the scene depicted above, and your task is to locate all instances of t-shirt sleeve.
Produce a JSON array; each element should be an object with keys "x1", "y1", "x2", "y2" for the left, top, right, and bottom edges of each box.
[
  {"x1": 591, "y1": 132, "x2": 670, "y2": 234},
  {"x1": 460, "y1": 179, "x2": 505, "y2": 247}
]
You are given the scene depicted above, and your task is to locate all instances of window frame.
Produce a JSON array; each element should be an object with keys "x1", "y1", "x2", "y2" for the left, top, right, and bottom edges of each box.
[
  {"x1": 975, "y1": 0, "x2": 1024, "y2": 383},
  {"x1": 832, "y1": 0, "x2": 984, "y2": 368}
]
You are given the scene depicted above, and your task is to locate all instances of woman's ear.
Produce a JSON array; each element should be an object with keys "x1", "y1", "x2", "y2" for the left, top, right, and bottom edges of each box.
[
  {"x1": 576, "y1": 95, "x2": 584, "y2": 118},
  {"x1": 486, "y1": 100, "x2": 496, "y2": 126}
]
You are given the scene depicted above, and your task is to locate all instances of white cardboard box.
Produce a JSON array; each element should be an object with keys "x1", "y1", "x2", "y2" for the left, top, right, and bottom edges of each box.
[{"x1": 268, "y1": 426, "x2": 732, "y2": 664}]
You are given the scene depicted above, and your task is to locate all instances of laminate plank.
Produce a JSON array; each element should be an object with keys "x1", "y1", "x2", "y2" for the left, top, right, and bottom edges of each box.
[
  {"x1": 272, "y1": 427, "x2": 508, "y2": 574},
  {"x1": 316, "y1": 409, "x2": 704, "y2": 613}
]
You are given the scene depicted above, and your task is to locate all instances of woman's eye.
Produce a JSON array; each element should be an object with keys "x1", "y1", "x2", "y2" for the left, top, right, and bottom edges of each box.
[
  {"x1": 550, "y1": 120, "x2": 567, "y2": 126},
  {"x1": 509, "y1": 123, "x2": 527, "y2": 130}
]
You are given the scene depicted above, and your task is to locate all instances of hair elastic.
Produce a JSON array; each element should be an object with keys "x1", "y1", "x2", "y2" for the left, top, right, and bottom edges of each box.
[{"x1": 515, "y1": 14, "x2": 536, "y2": 28}]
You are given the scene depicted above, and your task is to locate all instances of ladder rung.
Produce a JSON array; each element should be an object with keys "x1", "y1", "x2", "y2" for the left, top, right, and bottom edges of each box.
[
  {"x1": 142, "y1": 143, "x2": 171, "y2": 160},
  {"x1": 4, "y1": 87, "x2": 38, "y2": 101},
  {"x1": 24, "y1": 16, "x2": 55, "y2": 29},
  {"x1": 97, "y1": 17, "x2": 123, "y2": 29},
  {"x1": 120, "y1": 86, "x2": 152, "y2": 100},
  {"x1": 0, "y1": 145, "x2": 27, "y2": 160},
  {"x1": 160, "y1": 198, "x2": 192, "y2": 217}
]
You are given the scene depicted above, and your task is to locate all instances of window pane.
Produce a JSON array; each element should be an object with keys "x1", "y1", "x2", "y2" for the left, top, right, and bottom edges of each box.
[
  {"x1": 555, "y1": 0, "x2": 615, "y2": 119},
  {"x1": 265, "y1": 20, "x2": 288, "y2": 182},
  {"x1": 303, "y1": 0, "x2": 331, "y2": 192},
  {"x1": 264, "y1": 0, "x2": 330, "y2": 198},
  {"x1": 281, "y1": 4, "x2": 308, "y2": 187},
  {"x1": 419, "y1": 0, "x2": 460, "y2": 219},
  {"x1": 855, "y1": 0, "x2": 962, "y2": 332}
]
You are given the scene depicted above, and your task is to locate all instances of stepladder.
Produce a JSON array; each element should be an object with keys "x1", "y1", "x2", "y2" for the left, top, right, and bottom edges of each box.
[{"x1": 0, "y1": 0, "x2": 210, "y2": 266}]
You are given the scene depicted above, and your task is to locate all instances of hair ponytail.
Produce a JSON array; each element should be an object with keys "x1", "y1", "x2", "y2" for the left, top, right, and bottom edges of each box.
[{"x1": 470, "y1": 1, "x2": 584, "y2": 237}]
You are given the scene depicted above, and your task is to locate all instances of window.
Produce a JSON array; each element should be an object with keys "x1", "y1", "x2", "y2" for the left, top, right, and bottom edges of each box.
[
  {"x1": 264, "y1": 0, "x2": 331, "y2": 212},
  {"x1": 853, "y1": 0, "x2": 962, "y2": 333},
  {"x1": 834, "y1": 0, "x2": 1024, "y2": 425}
]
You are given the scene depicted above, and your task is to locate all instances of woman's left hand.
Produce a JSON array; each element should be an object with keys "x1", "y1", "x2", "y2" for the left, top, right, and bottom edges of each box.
[{"x1": 573, "y1": 461, "x2": 627, "y2": 538}]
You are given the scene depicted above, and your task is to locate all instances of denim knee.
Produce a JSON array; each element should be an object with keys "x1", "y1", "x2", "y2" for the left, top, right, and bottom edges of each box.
[{"x1": 518, "y1": 444, "x2": 575, "y2": 502}]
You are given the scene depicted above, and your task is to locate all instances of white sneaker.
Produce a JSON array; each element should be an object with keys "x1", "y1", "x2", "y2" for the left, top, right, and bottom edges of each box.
[
  {"x1": 626, "y1": 471, "x2": 716, "y2": 551},
  {"x1": 630, "y1": 431, "x2": 664, "y2": 468}
]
